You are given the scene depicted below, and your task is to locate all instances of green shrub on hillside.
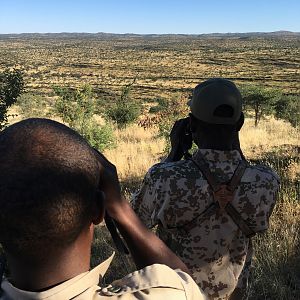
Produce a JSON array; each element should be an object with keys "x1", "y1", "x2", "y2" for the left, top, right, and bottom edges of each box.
[
  {"x1": 275, "y1": 95, "x2": 300, "y2": 128},
  {"x1": 53, "y1": 85, "x2": 115, "y2": 151},
  {"x1": 16, "y1": 93, "x2": 48, "y2": 118},
  {"x1": 81, "y1": 123, "x2": 115, "y2": 151},
  {"x1": 105, "y1": 80, "x2": 141, "y2": 129}
]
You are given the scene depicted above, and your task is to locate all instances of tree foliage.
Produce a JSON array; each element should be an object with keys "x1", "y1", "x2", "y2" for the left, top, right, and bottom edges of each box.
[
  {"x1": 53, "y1": 85, "x2": 95, "y2": 132},
  {"x1": 275, "y1": 95, "x2": 300, "y2": 127},
  {"x1": 16, "y1": 93, "x2": 48, "y2": 118},
  {"x1": 53, "y1": 85, "x2": 115, "y2": 151},
  {"x1": 0, "y1": 69, "x2": 24, "y2": 130},
  {"x1": 105, "y1": 80, "x2": 140, "y2": 129},
  {"x1": 241, "y1": 85, "x2": 281, "y2": 126}
]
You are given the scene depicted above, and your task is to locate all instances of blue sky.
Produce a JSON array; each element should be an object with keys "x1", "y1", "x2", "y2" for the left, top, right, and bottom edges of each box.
[{"x1": 0, "y1": 0, "x2": 299, "y2": 34}]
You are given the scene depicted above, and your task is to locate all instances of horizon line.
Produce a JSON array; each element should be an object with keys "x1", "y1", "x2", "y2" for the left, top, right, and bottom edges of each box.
[{"x1": 0, "y1": 30, "x2": 299, "y2": 35}]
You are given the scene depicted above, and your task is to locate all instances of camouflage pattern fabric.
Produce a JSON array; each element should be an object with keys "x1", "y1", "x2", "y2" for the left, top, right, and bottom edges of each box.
[{"x1": 132, "y1": 149, "x2": 279, "y2": 300}]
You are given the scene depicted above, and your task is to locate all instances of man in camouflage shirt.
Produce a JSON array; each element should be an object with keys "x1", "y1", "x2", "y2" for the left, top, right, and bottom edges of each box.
[{"x1": 132, "y1": 78, "x2": 280, "y2": 300}]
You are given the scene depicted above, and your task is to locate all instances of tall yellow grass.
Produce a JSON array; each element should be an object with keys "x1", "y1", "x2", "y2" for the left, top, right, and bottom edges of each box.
[
  {"x1": 240, "y1": 117, "x2": 300, "y2": 158},
  {"x1": 104, "y1": 125, "x2": 164, "y2": 180},
  {"x1": 104, "y1": 117, "x2": 299, "y2": 180}
]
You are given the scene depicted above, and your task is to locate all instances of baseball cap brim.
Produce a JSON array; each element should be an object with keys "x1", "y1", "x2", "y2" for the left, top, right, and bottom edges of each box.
[{"x1": 188, "y1": 78, "x2": 242, "y2": 125}]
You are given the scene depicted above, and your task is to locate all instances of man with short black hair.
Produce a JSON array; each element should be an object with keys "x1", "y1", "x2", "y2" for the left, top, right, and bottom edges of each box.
[
  {"x1": 0, "y1": 118, "x2": 206, "y2": 299},
  {"x1": 132, "y1": 78, "x2": 279, "y2": 300}
]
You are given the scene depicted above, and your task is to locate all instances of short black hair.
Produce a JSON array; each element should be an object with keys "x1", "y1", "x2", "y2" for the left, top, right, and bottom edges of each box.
[{"x1": 0, "y1": 118, "x2": 100, "y2": 259}]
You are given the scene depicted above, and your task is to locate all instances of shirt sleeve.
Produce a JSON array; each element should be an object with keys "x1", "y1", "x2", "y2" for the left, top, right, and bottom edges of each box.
[
  {"x1": 100, "y1": 264, "x2": 207, "y2": 299},
  {"x1": 174, "y1": 269, "x2": 207, "y2": 300},
  {"x1": 254, "y1": 173, "x2": 280, "y2": 233},
  {"x1": 131, "y1": 168, "x2": 159, "y2": 228}
]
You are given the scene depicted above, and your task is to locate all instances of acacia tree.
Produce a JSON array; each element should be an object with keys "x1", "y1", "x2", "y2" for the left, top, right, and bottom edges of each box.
[
  {"x1": 0, "y1": 69, "x2": 24, "y2": 130},
  {"x1": 241, "y1": 85, "x2": 281, "y2": 126}
]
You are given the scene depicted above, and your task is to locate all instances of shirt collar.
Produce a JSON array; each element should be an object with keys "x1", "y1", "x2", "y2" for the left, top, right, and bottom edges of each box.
[
  {"x1": 1, "y1": 252, "x2": 115, "y2": 300},
  {"x1": 193, "y1": 149, "x2": 242, "y2": 163}
]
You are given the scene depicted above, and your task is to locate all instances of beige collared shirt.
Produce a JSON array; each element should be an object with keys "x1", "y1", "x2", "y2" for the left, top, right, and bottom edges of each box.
[{"x1": 0, "y1": 253, "x2": 206, "y2": 300}]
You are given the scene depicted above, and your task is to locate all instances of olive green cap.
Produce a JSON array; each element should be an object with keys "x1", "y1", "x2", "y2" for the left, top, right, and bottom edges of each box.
[{"x1": 188, "y1": 78, "x2": 242, "y2": 125}]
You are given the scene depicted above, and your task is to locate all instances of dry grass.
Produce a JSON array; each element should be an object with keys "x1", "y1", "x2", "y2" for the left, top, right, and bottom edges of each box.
[
  {"x1": 248, "y1": 176, "x2": 300, "y2": 299},
  {"x1": 241, "y1": 117, "x2": 300, "y2": 158},
  {"x1": 101, "y1": 117, "x2": 299, "y2": 181},
  {"x1": 103, "y1": 124, "x2": 164, "y2": 180}
]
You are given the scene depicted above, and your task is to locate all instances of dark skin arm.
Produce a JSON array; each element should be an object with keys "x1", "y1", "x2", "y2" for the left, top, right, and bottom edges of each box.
[{"x1": 95, "y1": 151, "x2": 190, "y2": 273}]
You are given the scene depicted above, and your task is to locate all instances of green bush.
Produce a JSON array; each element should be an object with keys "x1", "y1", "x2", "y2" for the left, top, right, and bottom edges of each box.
[
  {"x1": 105, "y1": 80, "x2": 141, "y2": 129},
  {"x1": 275, "y1": 95, "x2": 299, "y2": 127},
  {"x1": 52, "y1": 85, "x2": 115, "y2": 151},
  {"x1": 149, "y1": 97, "x2": 168, "y2": 114},
  {"x1": 53, "y1": 85, "x2": 95, "y2": 131},
  {"x1": 16, "y1": 93, "x2": 48, "y2": 118},
  {"x1": 106, "y1": 104, "x2": 140, "y2": 129},
  {"x1": 81, "y1": 123, "x2": 115, "y2": 151}
]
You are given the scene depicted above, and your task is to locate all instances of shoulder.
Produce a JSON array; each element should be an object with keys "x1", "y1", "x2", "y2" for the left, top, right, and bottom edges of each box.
[
  {"x1": 99, "y1": 264, "x2": 206, "y2": 299},
  {"x1": 243, "y1": 163, "x2": 280, "y2": 185},
  {"x1": 146, "y1": 160, "x2": 198, "y2": 181}
]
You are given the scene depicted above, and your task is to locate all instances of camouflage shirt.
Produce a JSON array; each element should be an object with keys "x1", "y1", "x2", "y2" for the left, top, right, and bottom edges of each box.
[{"x1": 132, "y1": 149, "x2": 279, "y2": 300}]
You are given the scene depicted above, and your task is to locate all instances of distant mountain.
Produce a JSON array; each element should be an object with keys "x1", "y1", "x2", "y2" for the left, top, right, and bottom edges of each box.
[{"x1": 0, "y1": 31, "x2": 299, "y2": 40}]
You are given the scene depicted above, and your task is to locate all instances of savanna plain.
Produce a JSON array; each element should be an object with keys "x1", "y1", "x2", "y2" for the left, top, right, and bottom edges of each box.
[{"x1": 0, "y1": 34, "x2": 299, "y2": 299}]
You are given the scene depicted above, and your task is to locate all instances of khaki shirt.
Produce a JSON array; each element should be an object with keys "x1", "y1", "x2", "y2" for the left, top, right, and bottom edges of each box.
[
  {"x1": 132, "y1": 149, "x2": 280, "y2": 300},
  {"x1": 0, "y1": 253, "x2": 206, "y2": 300}
]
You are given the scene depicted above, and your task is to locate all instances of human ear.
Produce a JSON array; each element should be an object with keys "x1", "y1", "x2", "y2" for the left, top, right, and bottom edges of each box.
[{"x1": 92, "y1": 190, "x2": 105, "y2": 225}]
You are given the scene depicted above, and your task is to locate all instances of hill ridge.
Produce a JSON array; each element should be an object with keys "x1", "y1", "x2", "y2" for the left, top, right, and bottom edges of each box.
[{"x1": 0, "y1": 31, "x2": 300, "y2": 40}]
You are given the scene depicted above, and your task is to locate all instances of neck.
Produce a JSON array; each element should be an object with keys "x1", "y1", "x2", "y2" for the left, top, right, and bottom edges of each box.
[
  {"x1": 197, "y1": 141, "x2": 236, "y2": 151},
  {"x1": 7, "y1": 227, "x2": 93, "y2": 292},
  {"x1": 196, "y1": 131, "x2": 241, "y2": 151}
]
